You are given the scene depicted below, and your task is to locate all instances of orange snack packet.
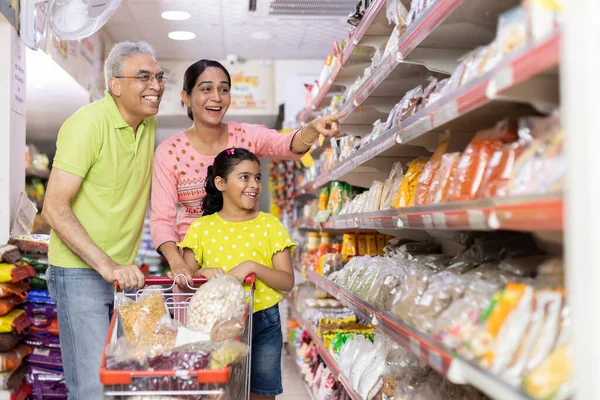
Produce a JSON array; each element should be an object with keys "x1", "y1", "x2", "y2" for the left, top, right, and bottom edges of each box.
[
  {"x1": 447, "y1": 121, "x2": 518, "y2": 202},
  {"x1": 414, "y1": 139, "x2": 449, "y2": 205}
]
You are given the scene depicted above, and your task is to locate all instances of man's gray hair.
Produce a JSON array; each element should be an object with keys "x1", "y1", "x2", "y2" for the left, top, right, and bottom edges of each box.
[{"x1": 104, "y1": 41, "x2": 156, "y2": 92}]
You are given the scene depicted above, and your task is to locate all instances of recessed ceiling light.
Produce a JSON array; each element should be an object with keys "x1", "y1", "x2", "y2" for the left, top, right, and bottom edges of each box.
[
  {"x1": 251, "y1": 31, "x2": 272, "y2": 40},
  {"x1": 161, "y1": 11, "x2": 191, "y2": 21},
  {"x1": 168, "y1": 31, "x2": 196, "y2": 41}
]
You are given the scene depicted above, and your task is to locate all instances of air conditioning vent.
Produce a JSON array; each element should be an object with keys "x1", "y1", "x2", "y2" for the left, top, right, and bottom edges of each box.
[{"x1": 268, "y1": 0, "x2": 357, "y2": 17}]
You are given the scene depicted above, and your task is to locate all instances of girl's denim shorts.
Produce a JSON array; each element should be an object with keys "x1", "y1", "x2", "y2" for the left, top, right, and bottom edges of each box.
[{"x1": 251, "y1": 303, "x2": 283, "y2": 396}]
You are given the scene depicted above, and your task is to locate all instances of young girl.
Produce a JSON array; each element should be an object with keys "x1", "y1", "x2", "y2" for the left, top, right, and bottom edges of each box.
[{"x1": 177, "y1": 147, "x2": 295, "y2": 400}]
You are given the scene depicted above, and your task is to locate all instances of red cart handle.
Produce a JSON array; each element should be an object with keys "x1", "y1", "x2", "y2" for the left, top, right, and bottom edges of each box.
[
  {"x1": 115, "y1": 273, "x2": 255, "y2": 291},
  {"x1": 145, "y1": 274, "x2": 255, "y2": 285}
]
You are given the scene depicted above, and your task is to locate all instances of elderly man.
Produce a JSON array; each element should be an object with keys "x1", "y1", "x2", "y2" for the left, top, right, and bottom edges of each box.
[{"x1": 42, "y1": 41, "x2": 165, "y2": 399}]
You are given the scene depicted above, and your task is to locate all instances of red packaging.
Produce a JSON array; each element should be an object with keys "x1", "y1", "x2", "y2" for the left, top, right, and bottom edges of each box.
[
  {"x1": 414, "y1": 139, "x2": 449, "y2": 205},
  {"x1": 427, "y1": 153, "x2": 462, "y2": 204},
  {"x1": 447, "y1": 121, "x2": 518, "y2": 202}
]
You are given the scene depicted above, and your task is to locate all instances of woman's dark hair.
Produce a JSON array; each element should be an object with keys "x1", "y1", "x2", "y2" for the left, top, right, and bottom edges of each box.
[
  {"x1": 182, "y1": 59, "x2": 232, "y2": 120},
  {"x1": 202, "y1": 148, "x2": 260, "y2": 216}
]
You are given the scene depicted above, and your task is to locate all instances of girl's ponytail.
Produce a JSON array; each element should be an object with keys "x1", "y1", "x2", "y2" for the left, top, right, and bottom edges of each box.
[{"x1": 201, "y1": 165, "x2": 223, "y2": 216}]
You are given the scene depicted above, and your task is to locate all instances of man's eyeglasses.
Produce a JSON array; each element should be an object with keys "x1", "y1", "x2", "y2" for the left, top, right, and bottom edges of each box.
[{"x1": 114, "y1": 74, "x2": 168, "y2": 84}]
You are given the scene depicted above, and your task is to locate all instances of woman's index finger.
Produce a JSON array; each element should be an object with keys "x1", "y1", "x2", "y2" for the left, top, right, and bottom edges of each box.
[{"x1": 328, "y1": 111, "x2": 348, "y2": 121}]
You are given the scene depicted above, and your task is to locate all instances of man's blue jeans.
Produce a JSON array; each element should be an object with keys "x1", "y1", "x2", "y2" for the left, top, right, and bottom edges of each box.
[{"x1": 47, "y1": 265, "x2": 114, "y2": 400}]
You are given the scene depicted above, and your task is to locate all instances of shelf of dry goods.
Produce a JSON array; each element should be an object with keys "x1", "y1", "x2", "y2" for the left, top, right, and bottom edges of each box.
[
  {"x1": 297, "y1": 31, "x2": 560, "y2": 193},
  {"x1": 308, "y1": 0, "x2": 391, "y2": 112},
  {"x1": 335, "y1": 0, "x2": 527, "y2": 125},
  {"x1": 320, "y1": 193, "x2": 563, "y2": 232},
  {"x1": 305, "y1": 270, "x2": 533, "y2": 400},
  {"x1": 289, "y1": 303, "x2": 364, "y2": 400},
  {"x1": 285, "y1": 341, "x2": 318, "y2": 400}
]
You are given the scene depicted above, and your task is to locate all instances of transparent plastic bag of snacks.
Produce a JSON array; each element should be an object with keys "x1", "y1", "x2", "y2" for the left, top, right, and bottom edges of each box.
[
  {"x1": 356, "y1": 335, "x2": 387, "y2": 399},
  {"x1": 329, "y1": 256, "x2": 366, "y2": 287},
  {"x1": 386, "y1": 0, "x2": 409, "y2": 28},
  {"x1": 365, "y1": 181, "x2": 384, "y2": 212},
  {"x1": 393, "y1": 366, "x2": 434, "y2": 399},
  {"x1": 347, "y1": 261, "x2": 377, "y2": 296},
  {"x1": 187, "y1": 275, "x2": 246, "y2": 334},
  {"x1": 432, "y1": 279, "x2": 500, "y2": 348},
  {"x1": 381, "y1": 162, "x2": 405, "y2": 210},
  {"x1": 427, "y1": 152, "x2": 461, "y2": 204},
  {"x1": 497, "y1": 7, "x2": 528, "y2": 58},
  {"x1": 391, "y1": 268, "x2": 434, "y2": 323},
  {"x1": 426, "y1": 77, "x2": 450, "y2": 107},
  {"x1": 463, "y1": 263, "x2": 520, "y2": 286},
  {"x1": 116, "y1": 286, "x2": 169, "y2": 346},
  {"x1": 509, "y1": 115, "x2": 564, "y2": 195},
  {"x1": 365, "y1": 261, "x2": 406, "y2": 309},
  {"x1": 447, "y1": 120, "x2": 518, "y2": 202},
  {"x1": 352, "y1": 260, "x2": 388, "y2": 300},
  {"x1": 392, "y1": 158, "x2": 428, "y2": 208},
  {"x1": 210, "y1": 341, "x2": 249, "y2": 370},
  {"x1": 400, "y1": 86, "x2": 424, "y2": 122},
  {"x1": 417, "y1": 78, "x2": 438, "y2": 113},
  {"x1": 502, "y1": 290, "x2": 563, "y2": 386},
  {"x1": 106, "y1": 336, "x2": 147, "y2": 371},
  {"x1": 409, "y1": 271, "x2": 468, "y2": 334}
]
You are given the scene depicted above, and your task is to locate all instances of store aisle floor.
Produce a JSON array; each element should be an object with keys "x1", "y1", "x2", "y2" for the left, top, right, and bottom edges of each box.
[{"x1": 280, "y1": 347, "x2": 311, "y2": 399}]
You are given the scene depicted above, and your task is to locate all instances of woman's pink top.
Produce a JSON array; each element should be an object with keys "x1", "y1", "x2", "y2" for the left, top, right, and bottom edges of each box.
[{"x1": 150, "y1": 121, "x2": 301, "y2": 249}]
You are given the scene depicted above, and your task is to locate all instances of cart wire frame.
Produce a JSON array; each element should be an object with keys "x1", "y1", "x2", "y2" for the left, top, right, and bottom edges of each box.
[{"x1": 100, "y1": 274, "x2": 255, "y2": 399}]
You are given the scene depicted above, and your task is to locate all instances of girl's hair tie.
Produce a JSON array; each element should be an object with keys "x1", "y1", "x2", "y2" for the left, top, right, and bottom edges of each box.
[{"x1": 226, "y1": 149, "x2": 235, "y2": 155}]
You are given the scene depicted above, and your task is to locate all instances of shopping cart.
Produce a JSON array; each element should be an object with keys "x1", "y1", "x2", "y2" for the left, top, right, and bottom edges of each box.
[{"x1": 100, "y1": 274, "x2": 255, "y2": 399}]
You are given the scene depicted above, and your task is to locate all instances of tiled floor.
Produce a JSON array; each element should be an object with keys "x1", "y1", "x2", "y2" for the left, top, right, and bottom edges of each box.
[{"x1": 280, "y1": 346, "x2": 312, "y2": 399}]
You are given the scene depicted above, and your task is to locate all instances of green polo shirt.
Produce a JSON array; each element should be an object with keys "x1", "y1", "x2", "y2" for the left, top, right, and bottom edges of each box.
[{"x1": 49, "y1": 91, "x2": 157, "y2": 269}]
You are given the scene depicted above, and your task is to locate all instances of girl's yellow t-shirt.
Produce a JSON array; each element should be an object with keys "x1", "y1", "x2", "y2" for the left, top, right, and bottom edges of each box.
[{"x1": 178, "y1": 212, "x2": 296, "y2": 312}]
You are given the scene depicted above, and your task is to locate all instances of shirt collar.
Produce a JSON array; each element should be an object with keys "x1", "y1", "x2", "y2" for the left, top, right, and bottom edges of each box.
[{"x1": 102, "y1": 91, "x2": 148, "y2": 130}]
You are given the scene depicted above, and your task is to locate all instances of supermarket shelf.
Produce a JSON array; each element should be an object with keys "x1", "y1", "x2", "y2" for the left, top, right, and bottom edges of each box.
[
  {"x1": 399, "y1": 31, "x2": 561, "y2": 146},
  {"x1": 324, "y1": 193, "x2": 563, "y2": 232},
  {"x1": 289, "y1": 303, "x2": 364, "y2": 400},
  {"x1": 307, "y1": 270, "x2": 454, "y2": 376},
  {"x1": 285, "y1": 342, "x2": 318, "y2": 400},
  {"x1": 342, "y1": 0, "x2": 392, "y2": 65},
  {"x1": 297, "y1": 32, "x2": 560, "y2": 194},
  {"x1": 306, "y1": 270, "x2": 533, "y2": 400},
  {"x1": 338, "y1": 0, "x2": 527, "y2": 125}
]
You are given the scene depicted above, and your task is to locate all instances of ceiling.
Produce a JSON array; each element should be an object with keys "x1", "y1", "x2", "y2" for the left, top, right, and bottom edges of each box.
[{"x1": 104, "y1": 0, "x2": 358, "y2": 60}]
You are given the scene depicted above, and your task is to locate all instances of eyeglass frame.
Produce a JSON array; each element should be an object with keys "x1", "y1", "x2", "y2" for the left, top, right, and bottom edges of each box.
[{"x1": 113, "y1": 73, "x2": 168, "y2": 84}]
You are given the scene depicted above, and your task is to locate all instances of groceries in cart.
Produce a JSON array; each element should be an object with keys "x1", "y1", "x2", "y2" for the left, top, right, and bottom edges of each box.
[{"x1": 106, "y1": 275, "x2": 250, "y2": 374}]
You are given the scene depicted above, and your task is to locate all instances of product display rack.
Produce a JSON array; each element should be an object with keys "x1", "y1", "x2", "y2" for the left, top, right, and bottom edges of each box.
[
  {"x1": 289, "y1": 302, "x2": 363, "y2": 400},
  {"x1": 285, "y1": 341, "x2": 318, "y2": 400},
  {"x1": 305, "y1": 270, "x2": 532, "y2": 400},
  {"x1": 299, "y1": 30, "x2": 559, "y2": 192},
  {"x1": 291, "y1": 0, "x2": 568, "y2": 399}
]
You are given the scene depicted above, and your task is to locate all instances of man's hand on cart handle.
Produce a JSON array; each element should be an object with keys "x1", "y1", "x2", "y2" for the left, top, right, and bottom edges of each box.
[{"x1": 102, "y1": 263, "x2": 145, "y2": 290}]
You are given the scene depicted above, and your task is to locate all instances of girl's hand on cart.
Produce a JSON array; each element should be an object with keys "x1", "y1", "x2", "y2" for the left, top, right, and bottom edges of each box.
[
  {"x1": 106, "y1": 264, "x2": 145, "y2": 290},
  {"x1": 167, "y1": 258, "x2": 197, "y2": 289},
  {"x1": 227, "y1": 261, "x2": 255, "y2": 283},
  {"x1": 193, "y1": 267, "x2": 225, "y2": 280}
]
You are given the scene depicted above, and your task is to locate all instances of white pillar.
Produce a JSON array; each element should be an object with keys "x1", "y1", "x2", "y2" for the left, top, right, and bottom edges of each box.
[
  {"x1": 0, "y1": 15, "x2": 26, "y2": 242},
  {"x1": 563, "y1": 1, "x2": 600, "y2": 398}
]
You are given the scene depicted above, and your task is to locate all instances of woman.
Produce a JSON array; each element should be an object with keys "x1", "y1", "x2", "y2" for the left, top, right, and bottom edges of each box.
[{"x1": 151, "y1": 59, "x2": 344, "y2": 284}]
